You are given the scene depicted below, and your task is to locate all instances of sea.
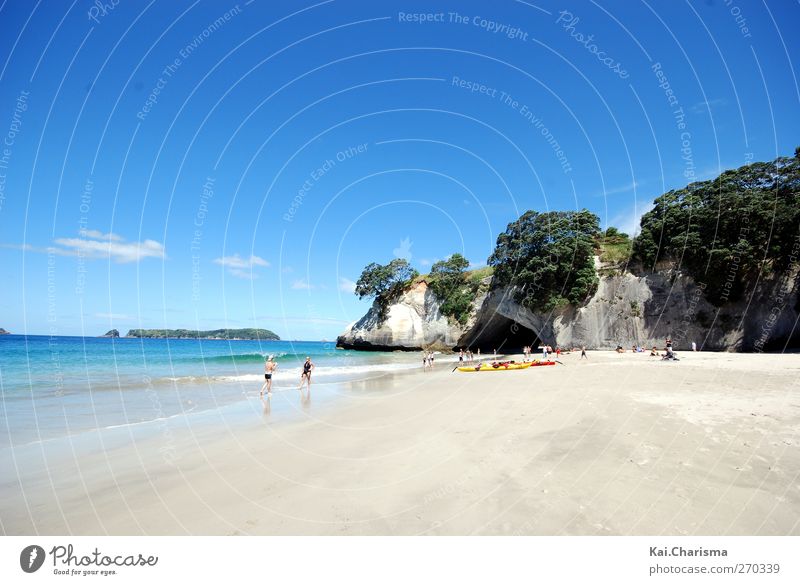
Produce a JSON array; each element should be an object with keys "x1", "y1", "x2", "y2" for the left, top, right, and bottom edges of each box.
[{"x1": 0, "y1": 335, "x2": 438, "y2": 449}]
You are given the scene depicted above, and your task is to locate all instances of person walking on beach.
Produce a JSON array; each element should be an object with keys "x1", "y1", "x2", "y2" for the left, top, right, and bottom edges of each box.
[
  {"x1": 260, "y1": 355, "x2": 278, "y2": 396},
  {"x1": 299, "y1": 356, "x2": 314, "y2": 390},
  {"x1": 692, "y1": 341, "x2": 697, "y2": 352},
  {"x1": 580, "y1": 346, "x2": 587, "y2": 359},
  {"x1": 459, "y1": 349, "x2": 464, "y2": 364},
  {"x1": 477, "y1": 348, "x2": 481, "y2": 362}
]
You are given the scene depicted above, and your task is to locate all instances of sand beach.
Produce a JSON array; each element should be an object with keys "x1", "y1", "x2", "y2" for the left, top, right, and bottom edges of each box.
[{"x1": 2, "y1": 350, "x2": 799, "y2": 536}]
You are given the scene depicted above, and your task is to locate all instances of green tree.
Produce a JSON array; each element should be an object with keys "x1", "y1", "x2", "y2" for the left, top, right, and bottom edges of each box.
[
  {"x1": 355, "y1": 259, "x2": 418, "y2": 320},
  {"x1": 489, "y1": 209, "x2": 601, "y2": 311},
  {"x1": 429, "y1": 254, "x2": 474, "y2": 324},
  {"x1": 631, "y1": 152, "x2": 800, "y2": 304}
]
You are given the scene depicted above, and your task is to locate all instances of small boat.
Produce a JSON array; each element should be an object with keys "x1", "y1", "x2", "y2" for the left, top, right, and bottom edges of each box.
[
  {"x1": 457, "y1": 361, "x2": 532, "y2": 372},
  {"x1": 529, "y1": 360, "x2": 557, "y2": 367}
]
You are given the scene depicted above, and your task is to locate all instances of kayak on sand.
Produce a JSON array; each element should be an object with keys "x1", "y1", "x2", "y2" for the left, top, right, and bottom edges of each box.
[
  {"x1": 457, "y1": 361, "x2": 532, "y2": 372},
  {"x1": 529, "y1": 360, "x2": 557, "y2": 367}
]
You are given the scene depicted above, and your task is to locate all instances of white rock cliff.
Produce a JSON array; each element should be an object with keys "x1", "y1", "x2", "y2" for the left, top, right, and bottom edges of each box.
[{"x1": 337, "y1": 265, "x2": 800, "y2": 352}]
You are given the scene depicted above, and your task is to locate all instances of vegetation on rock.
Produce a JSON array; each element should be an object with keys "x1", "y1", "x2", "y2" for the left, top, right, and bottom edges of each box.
[
  {"x1": 489, "y1": 209, "x2": 601, "y2": 311},
  {"x1": 632, "y1": 152, "x2": 800, "y2": 304},
  {"x1": 427, "y1": 254, "x2": 486, "y2": 325},
  {"x1": 354, "y1": 259, "x2": 419, "y2": 320},
  {"x1": 349, "y1": 150, "x2": 800, "y2": 323},
  {"x1": 127, "y1": 328, "x2": 279, "y2": 340},
  {"x1": 597, "y1": 227, "x2": 632, "y2": 265}
]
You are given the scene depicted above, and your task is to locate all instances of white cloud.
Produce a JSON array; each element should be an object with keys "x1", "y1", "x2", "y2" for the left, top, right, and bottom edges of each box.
[
  {"x1": 5, "y1": 231, "x2": 165, "y2": 263},
  {"x1": 292, "y1": 279, "x2": 313, "y2": 290},
  {"x1": 213, "y1": 253, "x2": 269, "y2": 269},
  {"x1": 213, "y1": 253, "x2": 269, "y2": 279},
  {"x1": 82, "y1": 229, "x2": 123, "y2": 241},
  {"x1": 53, "y1": 236, "x2": 165, "y2": 263},
  {"x1": 228, "y1": 268, "x2": 257, "y2": 279},
  {"x1": 338, "y1": 277, "x2": 356, "y2": 293}
]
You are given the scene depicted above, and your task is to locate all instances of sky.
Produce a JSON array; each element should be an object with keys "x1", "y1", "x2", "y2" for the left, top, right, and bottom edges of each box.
[{"x1": 0, "y1": 0, "x2": 798, "y2": 339}]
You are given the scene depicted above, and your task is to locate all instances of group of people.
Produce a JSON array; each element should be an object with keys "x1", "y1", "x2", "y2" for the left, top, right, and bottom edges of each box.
[
  {"x1": 455, "y1": 347, "x2": 486, "y2": 365},
  {"x1": 523, "y1": 344, "x2": 570, "y2": 361},
  {"x1": 614, "y1": 337, "x2": 697, "y2": 359},
  {"x1": 259, "y1": 355, "x2": 314, "y2": 396}
]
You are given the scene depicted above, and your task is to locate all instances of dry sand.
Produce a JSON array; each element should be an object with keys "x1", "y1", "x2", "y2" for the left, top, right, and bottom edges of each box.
[{"x1": 3, "y1": 351, "x2": 800, "y2": 535}]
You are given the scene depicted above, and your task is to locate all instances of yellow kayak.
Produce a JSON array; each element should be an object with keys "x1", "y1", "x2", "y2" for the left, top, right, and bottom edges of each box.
[{"x1": 457, "y1": 362, "x2": 532, "y2": 372}]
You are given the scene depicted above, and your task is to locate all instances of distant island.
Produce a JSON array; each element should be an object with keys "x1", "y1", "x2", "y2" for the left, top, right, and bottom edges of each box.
[
  {"x1": 100, "y1": 329, "x2": 120, "y2": 338},
  {"x1": 0, "y1": 328, "x2": 9, "y2": 335},
  {"x1": 126, "y1": 328, "x2": 280, "y2": 340}
]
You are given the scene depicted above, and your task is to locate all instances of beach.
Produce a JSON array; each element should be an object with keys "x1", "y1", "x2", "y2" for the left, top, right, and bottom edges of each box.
[{"x1": 2, "y1": 350, "x2": 800, "y2": 535}]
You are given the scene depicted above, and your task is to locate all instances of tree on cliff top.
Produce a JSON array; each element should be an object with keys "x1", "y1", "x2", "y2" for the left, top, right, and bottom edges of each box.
[
  {"x1": 488, "y1": 209, "x2": 600, "y2": 311},
  {"x1": 631, "y1": 152, "x2": 800, "y2": 304},
  {"x1": 355, "y1": 259, "x2": 418, "y2": 320},
  {"x1": 428, "y1": 253, "x2": 474, "y2": 325}
]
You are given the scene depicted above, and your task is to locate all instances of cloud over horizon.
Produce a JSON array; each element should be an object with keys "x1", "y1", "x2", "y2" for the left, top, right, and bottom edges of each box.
[
  {"x1": 213, "y1": 253, "x2": 270, "y2": 279},
  {"x1": 5, "y1": 230, "x2": 166, "y2": 263}
]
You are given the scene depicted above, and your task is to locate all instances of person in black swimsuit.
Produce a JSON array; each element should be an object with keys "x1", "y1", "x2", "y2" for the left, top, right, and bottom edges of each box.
[{"x1": 299, "y1": 356, "x2": 314, "y2": 390}]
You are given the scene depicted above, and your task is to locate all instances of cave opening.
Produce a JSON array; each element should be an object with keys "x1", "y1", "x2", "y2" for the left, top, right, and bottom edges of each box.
[{"x1": 458, "y1": 313, "x2": 541, "y2": 353}]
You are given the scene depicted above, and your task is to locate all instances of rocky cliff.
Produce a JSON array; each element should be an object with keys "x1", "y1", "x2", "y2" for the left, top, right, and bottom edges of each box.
[
  {"x1": 338, "y1": 262, "x2": 800, "y2": 352},
  {"x1": 337, "y1": 280, "x2": 471, "y2": 351}
]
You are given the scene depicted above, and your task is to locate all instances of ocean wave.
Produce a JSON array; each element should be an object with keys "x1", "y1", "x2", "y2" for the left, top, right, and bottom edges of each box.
[
  {"x1": 158, "y1": 360, "x2": 425, "y2": 385},
  {"x1": 179, "y1": 351, "x2": 289, "y2": 364}
]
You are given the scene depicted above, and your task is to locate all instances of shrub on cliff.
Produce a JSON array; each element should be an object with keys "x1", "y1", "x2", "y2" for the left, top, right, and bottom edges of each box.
[
  {"x1": 355, "y1": 259, "x2": 418, "y2": 320},
  {"x1": 597, "y1": 227, "x2": 632, "y2": 265},
  {"x1": 428, "y1": 254, "x2": 478, "y2": 325},
  {"x1": 488, "y1": 209, "x2": 600, "y2": 311},
  {"x1": 632, "y1": 153, "x2": 800, "y2": 304}
]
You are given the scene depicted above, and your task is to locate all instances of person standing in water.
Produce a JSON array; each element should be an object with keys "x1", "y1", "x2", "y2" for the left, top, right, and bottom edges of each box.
[
  {"x1": 260, "y1": 355, "x2": 278, "y2": 396},
  {"x1": 299, "y1": 356, "x2": 314, "y2": 390}
]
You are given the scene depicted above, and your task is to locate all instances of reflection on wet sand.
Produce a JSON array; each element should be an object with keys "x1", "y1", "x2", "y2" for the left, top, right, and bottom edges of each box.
[{"x1": 260, "y1": 394, "x2": 271, "y2": 417}]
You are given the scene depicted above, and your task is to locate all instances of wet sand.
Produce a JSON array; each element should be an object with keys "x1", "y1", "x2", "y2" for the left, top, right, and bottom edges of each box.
[{"x1": 2, "y1": 351, "x2": 800, "y2": 535}]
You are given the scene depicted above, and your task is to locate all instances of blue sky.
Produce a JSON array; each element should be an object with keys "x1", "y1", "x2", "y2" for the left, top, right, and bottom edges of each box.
[{"x1": 0, "y1": 0, "x2": 798, "y2": 339}]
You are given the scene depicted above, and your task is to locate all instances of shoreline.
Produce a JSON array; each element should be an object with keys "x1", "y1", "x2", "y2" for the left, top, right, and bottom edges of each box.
[{"x1": 2, "y1": 351, "x2": 799, "y2": 535}]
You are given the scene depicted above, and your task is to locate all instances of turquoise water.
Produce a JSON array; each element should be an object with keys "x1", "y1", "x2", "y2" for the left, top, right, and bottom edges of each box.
[{"x1": 0, "y1": 335, "x2": 429, "y2": 448}]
